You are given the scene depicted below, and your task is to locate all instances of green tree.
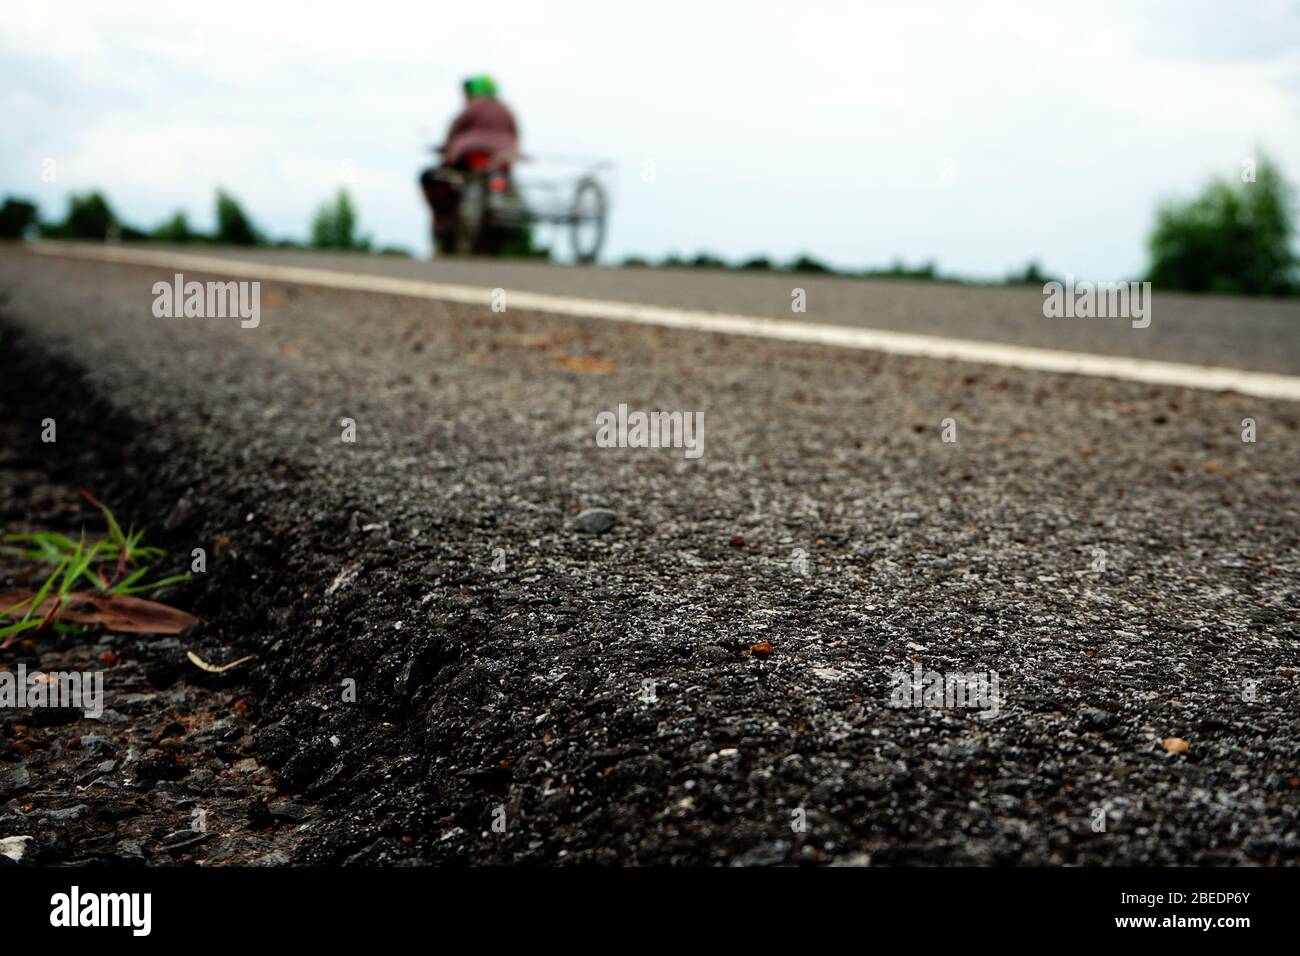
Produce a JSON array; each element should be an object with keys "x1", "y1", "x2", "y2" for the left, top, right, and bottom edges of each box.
[
  {"x1": 153, "y1": 211, "x2": 196, "y2": 243},
  {"x1": 1006, "y1": 261, "x2": 1051, "y2": 286},
  {"x1": 787, "y1": 254, "x2": 831, "y2": 274},
  {"x1": 214, "y1": 189, "x2": 259, "y2": 245},
  {"x1": 1146, "y1": 154, "x2": 1297, "y2": 296},
  {"x1": 0, "y1": 197, "x2": 38, "y2": 239},
  {"x1": 688, "y1": 252, "x2": 728, "y2": 269},
  {"x1": 310, "y1": 188, "x2": 369, "y2": 251},
  {"x1": 44, "y1": 191, "x2": 115, "y2": 240}
]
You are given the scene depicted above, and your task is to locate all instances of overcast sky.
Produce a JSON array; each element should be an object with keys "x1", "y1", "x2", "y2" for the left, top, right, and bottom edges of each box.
[{"x1": 3, "y1": 0, "x2": 1298, "y2": 277}]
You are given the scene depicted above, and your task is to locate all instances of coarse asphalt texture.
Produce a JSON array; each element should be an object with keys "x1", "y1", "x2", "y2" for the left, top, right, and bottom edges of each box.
[
  {"x1": 91, "y1": 243, "x2": 1300, "y2": 375},
  {"x1": 1, "y1": 243, "x2": 1298, "y2": 865}
]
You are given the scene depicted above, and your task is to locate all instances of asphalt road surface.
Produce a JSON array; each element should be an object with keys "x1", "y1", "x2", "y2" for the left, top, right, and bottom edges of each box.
[
  {"x1": 1, "y1": 243, "x2": 1298, "y2": 865},
  {"x1": 65, "y1": 242, "x2": 1300, "y2": 375}
]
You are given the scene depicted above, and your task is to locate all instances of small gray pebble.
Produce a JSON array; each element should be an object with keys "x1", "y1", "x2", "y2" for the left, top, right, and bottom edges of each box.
[{"x1": 572, "y1": 508, "x2": 618, "y2": 534}]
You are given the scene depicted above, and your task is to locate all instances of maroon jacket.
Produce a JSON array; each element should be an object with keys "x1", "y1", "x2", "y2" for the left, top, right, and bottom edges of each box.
[{"x1": 443, "y1": 97, "x2": 519, "y2": 167}]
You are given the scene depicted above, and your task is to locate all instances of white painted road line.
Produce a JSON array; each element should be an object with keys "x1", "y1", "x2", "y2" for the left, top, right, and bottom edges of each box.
[{"x1": 29, "y1": 241, "x2": 1300, "y2": 402}]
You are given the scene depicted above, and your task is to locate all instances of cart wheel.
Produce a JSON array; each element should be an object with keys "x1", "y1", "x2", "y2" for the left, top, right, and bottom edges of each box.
[
  {"x1": 570, "y1": 177, "x2": 606, "y2": 264},
  {"x1": 457, "y1": 177, "x2": 489, "y2": 256}
]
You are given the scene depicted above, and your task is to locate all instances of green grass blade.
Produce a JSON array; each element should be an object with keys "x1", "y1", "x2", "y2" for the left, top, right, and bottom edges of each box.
[
  {"x1": 111, "y1": 566, "x2": 151, "y2": 591},
  {"x1": 114, "y1": 573, "x2": 192, "y2": 595},
  {"x1": 58, "y1": 534, "x2": 97, "y2": 599},
  {"x1": 0, "y1": 593, "x2": 35, "y2": 618},
  {"x1": 0, "y1": 619, "x2": 42, "y2": 641},
  {"x1": 24, "y1": 558, "x2": 66, "y2": 623}
]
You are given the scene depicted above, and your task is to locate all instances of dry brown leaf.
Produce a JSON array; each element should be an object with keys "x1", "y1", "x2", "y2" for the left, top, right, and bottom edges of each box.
[{"x1": 0, "y1": 591, "x2": 198, "y2": 634}]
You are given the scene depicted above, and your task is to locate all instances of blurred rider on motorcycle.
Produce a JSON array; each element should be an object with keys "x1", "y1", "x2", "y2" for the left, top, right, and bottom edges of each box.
[{"x1": 420, "y1": 74, "x2": 520, "y2": 255}]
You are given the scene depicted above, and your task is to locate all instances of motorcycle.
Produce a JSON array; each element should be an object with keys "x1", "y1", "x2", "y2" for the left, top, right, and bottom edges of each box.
[{"x1": 423, "y1": 147, "x2": 608, "y2": 262}]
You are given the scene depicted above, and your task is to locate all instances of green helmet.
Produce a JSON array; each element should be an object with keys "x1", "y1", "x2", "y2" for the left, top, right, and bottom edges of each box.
[{"x1": 463, "y1": 74, "x2": 498, "y2": 98}]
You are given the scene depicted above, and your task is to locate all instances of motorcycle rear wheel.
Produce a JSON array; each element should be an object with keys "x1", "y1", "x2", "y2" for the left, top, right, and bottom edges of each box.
[
  {"x1": 570, "y1": 177, "x2": 606, "y2": 264},
  {"x1": 456, "y1": 177, "x2": 490, "y2": 256}
]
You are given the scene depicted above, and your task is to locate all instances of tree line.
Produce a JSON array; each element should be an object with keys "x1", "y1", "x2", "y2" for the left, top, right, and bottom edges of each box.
[
  {"x1": 0, "y1": 188, "x2": 409, "y2": 256},
  {"x1": 0, "y1": 154, "x2": 1295, "y2": 295}
]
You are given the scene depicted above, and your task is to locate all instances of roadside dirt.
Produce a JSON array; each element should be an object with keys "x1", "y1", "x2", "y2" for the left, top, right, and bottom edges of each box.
[{"x1": 0, "y1": 417, "x2": 314, "y2": 865}]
